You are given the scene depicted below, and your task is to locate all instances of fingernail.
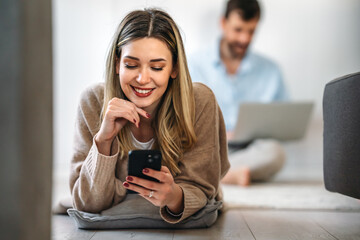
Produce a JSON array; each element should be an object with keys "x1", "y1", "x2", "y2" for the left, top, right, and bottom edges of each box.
[
  {"x1": 126, "y1": 176, "x2": 133, "y2": 182},
  {"x1": 134, "y1": 119, "x2": 136, "y2": 123},
  {"x1": 143, "y1": 168, "x2": 149, "y2": 173},
  {"x1": 123, "y1": 182, "x2": 129, "y2": 188},
  {"x1": 146, "y1": 113, "x2": 151, "y2": 118}
]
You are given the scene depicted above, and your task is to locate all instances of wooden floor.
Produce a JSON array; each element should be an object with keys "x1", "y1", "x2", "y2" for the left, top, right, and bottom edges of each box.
[{"x1": 52, "y1": 209, "x2": 360, "y2": 240}]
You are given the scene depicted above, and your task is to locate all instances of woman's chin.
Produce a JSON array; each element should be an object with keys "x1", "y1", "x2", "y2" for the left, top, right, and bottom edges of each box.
[
  {"x1": 134, "y1": 98, "x2": 161, "y2": 112},
  {"x1": 131, "y1": 99, "x2": 150, "y2": 108}
]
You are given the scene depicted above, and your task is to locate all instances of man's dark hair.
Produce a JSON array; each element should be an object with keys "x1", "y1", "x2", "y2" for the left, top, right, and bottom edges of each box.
[{"x1": 224, "y1": 0, "x2": 261, "y2": 21}]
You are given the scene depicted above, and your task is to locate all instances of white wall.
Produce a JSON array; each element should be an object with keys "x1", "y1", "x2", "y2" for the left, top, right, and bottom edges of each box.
[
  {"x1": 254, "y1": 0, "x2": 360, "y2": 107},
  {"x1": 53, "y1": 0, "x2": 360, "y2": 175}
]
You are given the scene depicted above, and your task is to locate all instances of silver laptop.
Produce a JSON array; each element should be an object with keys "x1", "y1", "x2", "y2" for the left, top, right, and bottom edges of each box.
[{"x1": 229, "y1": 102, "x2": 314, "y2": 143}]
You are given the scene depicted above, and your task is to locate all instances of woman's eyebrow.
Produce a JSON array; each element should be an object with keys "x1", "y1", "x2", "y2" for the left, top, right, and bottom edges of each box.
[
  {"x1": 150, "y1": 58, "x2": 166, "y2": 62},
  {"x1": 124, "y1": 55, "x2": 139, "y2": 61},
  {"x1": 123, "y1": 56, "x2": 166, "y2": 62}
]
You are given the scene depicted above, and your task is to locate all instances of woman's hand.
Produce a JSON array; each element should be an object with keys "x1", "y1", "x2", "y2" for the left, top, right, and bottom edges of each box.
[
  {"x1": 95, "y1": 97, "x2": 148, "y2": 155},
  {"x1": 123, "y1": 166, "x2": 184, "y2": 215}
]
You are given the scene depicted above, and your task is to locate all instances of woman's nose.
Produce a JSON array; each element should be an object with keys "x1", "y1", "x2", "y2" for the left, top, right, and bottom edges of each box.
[{"x1": 136, "y1": 68, "x2": 151, "y2": 84}]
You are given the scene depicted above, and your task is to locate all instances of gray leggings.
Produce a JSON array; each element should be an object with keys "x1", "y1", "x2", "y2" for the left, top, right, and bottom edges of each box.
[{"x1": 228, "y1": 139, "x2": 286, "y2": 181}]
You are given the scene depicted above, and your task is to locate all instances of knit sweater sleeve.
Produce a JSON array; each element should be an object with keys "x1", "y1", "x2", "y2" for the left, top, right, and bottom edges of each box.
[
  {"x1": 69, "y1": 83, "x2": 127, "y2": 213},
  {"x1": 160, "y1": 83, "x2": 230, "y2": 223}
]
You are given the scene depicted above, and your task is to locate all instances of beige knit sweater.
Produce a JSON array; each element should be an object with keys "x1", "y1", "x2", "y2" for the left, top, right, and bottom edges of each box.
[{"x1": 70, "y1": 82, "x2": 230, "y2": 224}]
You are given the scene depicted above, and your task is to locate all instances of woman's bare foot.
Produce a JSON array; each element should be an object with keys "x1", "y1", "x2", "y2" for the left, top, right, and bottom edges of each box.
[{"x1": 221, "y1": 167, "x2": 251, "y2": 186}]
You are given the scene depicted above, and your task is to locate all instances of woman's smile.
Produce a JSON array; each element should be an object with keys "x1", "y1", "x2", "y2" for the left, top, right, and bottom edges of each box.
[{"x1": 131, "y1": 86, "x2": 155, "y2": 97}]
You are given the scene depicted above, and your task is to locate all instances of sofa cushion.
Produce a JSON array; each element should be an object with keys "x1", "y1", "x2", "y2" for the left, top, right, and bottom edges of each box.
[{"x1": 67, "y1": 194, "x2": 222, "y2": 229}]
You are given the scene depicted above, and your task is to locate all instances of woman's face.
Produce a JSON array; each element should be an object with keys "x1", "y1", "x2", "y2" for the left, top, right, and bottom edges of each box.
[{"x1": 117, "y1": 37, "x2": 177, "y2": 112}]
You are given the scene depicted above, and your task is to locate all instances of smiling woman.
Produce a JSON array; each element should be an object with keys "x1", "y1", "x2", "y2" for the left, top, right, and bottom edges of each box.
[{"x1": 68, "y1": 8, "x2": 230, "y2": 228}]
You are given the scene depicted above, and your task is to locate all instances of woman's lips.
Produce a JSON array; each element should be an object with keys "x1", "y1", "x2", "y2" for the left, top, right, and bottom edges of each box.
[{"x1": 131, "y1": 86, "x2": 155, "y2": 97}]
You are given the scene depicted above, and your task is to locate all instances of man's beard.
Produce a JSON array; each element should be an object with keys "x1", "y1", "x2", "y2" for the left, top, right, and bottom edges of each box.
[{"x1": 227, "y1": 41, "x2": 249, "y2": 59}]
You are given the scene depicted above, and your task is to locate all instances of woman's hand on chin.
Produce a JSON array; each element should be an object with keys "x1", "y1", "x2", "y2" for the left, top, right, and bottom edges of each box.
[
  {"x1": 123, "y1": 166, "x2": 184, "y2": 214},
  {"x1": 95, "y1": 97, "x2": 149, "y2": 155}
]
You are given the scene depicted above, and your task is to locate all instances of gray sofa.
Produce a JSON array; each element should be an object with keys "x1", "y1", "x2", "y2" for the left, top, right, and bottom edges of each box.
[{"x1": 323, "y1": 71, "x2": 360, "y2": 199}]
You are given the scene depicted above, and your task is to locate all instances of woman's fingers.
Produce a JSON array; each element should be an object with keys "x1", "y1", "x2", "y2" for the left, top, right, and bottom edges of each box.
[
  {"x1": 108, "y1": 98, "x2": 140, "y2": 126},
  {"x1": 125, "y1": 176, "x2": 161, "y2": 192},
  {"x1": 107, "y1": 106, "x2": 136, "y2": 125},
  {"x1": 123, "y1": 167, "x2": 173, "y2": 194},
  {"x1": 123, "y1": 182, "x2": 160, "y2": 205},
  {"x1": 112, "y1": 108, "x2": 139, "y2": 128},
  {"x1": 99, "y1": 97, "x2": 152, "y2": 144},
  {"x1": 110, "y1": 97, "x2": 151, "y2": 124},
  {"x1": 111, "y1": 97, "x2": 149, "y2": 119},
  {"x1": 142, "y1": 167, "x2": 173, "y2": 183},
  {"x1": 123, "y1": 180, "x2": 157, "y2": 196},
  {"x1": 136, "y1": 107, "x2": 151, "y2": 119}
]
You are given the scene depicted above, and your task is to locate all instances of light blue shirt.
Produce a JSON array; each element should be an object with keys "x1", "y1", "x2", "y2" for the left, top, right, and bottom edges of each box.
[{"x1": 188, "y1": 41, "x2": 288, "y2": 131}]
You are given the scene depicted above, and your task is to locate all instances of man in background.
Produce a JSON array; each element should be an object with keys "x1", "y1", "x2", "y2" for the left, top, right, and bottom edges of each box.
[{"x1": 189, "y1": 0, "x2": 288, "y2": 186}]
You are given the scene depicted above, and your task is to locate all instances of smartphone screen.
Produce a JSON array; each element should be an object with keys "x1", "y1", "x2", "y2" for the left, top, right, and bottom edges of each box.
[{"x1": 127, "y1": 150, "x2": 162, "y2": 193}]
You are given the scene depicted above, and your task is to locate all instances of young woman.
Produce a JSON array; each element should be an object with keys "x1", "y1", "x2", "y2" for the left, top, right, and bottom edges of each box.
[{"x1": 70, "y1": 8, "x2": 229, "y2": 224}]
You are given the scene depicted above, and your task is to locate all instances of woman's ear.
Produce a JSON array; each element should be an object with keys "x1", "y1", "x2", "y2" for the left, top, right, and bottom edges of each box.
[{"x1": 170, "y1": 64, "x2": 178, "y2": 79}]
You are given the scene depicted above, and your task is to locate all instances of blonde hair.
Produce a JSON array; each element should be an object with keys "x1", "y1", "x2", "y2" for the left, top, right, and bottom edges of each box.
[{"x1": 102, "y1": 9, "x2": 196, "y2": 175}]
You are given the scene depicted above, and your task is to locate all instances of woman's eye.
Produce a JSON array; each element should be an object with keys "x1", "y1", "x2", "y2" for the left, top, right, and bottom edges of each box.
[
  {"x1": 152, "y1": 67, "x2": 163, "y2": 71},
  {"x1": 125, "y1": 64, "x2": 137, "y2": 69}
]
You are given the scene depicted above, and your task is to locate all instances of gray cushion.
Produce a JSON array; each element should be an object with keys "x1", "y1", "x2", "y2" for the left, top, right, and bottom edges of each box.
[
  {"x1": 67, "y1": 194, "x2": 222, "y2": 229},
  {"x1": 323, "y1": 71, "x2": 360, "y2": 199}
]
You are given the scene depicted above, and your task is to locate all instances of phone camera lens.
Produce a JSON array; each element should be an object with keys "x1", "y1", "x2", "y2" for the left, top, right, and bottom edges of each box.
[{"x1": 148, "y1": 158, "x2": 153, "y2": 163}]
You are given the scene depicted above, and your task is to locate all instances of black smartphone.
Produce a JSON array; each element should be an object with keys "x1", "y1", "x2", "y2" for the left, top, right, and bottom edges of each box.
[{"x1": 127, "y1": 150, "x2": 162, "y2": 194}]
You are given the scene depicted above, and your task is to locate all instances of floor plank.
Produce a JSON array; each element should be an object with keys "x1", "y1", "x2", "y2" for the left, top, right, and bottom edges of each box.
[
  {"x1": 172, "y1": 210, "x2": 255, "y2": 240},
  {"x1": 52, "y1": 215, "x2": 96, "y2": 240},
  {"x1": 242, "y1": 210, "x2": 338, "y2": 240},
  {"x1": 91, "y1": 229, "x2": 174, "y2": 240},
  {"x1": 308, "y1": 211, "x2": 360, "y2": 240}
]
